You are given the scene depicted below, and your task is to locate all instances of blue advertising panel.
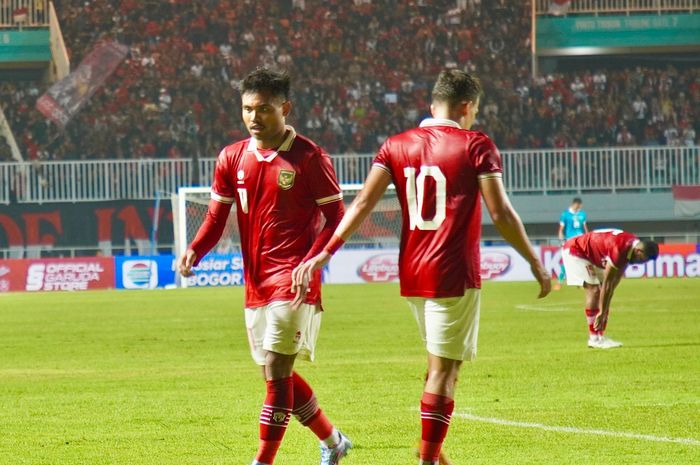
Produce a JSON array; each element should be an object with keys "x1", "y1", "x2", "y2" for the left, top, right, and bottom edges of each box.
[
  {"x1": 115, "y1": 255, "x2": 176, "y2": 289},
  {"x1": 184, "y1": 253, "x2": 244, "y2": 287}
]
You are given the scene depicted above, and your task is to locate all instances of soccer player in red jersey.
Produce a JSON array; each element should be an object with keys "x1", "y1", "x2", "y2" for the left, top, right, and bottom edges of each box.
[
  {"x1": 292, "y1": 70, "x2": 551, "y2": 465},
  {"x1": 562, "y1": 229, "x2": 658, "y2": 349},
  {"x1": 178, "y1": 68, "x2": 351, "y2": 465}
]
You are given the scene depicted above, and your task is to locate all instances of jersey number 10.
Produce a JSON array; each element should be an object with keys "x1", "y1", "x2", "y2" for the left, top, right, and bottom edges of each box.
[{"x1": 403, "y1": 166, "x2": 446, "y2": 231}]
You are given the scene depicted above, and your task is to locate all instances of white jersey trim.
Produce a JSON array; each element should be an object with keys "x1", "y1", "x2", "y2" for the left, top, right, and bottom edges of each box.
[
  {"x1": 247, "y1": 125, "x2": 297, "y2": 162},
  {"x1": 372, "y1": 162, "x2": 392, "y2": 174},
  {"x1": 627, "y1": 239, "x2": 640, "y2": 261},
  {"x1": 419, "y1": 118, "x2": 461, "y2": 129},
  {"x1": 477, "y1": 172, "x2": 502, "y2": 180},
  {"x1": 315, "y1": 192, "x2": 343, "y2": 205},
  {"x1": 211, "y1": 191, "x2": 235, "y2": 204}
]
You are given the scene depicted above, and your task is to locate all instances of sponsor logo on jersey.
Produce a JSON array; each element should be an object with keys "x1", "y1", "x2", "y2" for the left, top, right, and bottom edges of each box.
[
  {"x1": 358, "y1": 254, "x2": 399, "y2": 282},
  {"x1": 277, "y1": 169, "x2": 295, "y2": 190},
  {"x1": 480, "y1": 252, "x2": 511, "y2": 279}
]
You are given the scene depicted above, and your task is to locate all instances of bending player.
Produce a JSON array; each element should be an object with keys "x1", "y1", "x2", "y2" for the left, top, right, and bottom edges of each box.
[
  {"x1": 562, "y1": 229, "x2": 658, "y2": 349},
  {"x1": 291, "y1": 69, "x2": 550, "y2": 465},
  {"x1": 178, "y1": 68, "x2": 351, "y2": 465}
]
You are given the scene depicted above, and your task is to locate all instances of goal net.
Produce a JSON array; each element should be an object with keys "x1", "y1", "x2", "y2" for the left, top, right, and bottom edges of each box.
[{"x1": 173, "y1": 183, "x2": 402, "y2": 267}]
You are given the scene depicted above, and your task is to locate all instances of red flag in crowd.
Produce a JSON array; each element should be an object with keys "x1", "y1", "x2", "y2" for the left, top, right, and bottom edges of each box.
[
  {"x1": 12, "y1": 7, "x2": 29, "y2": 22},
  {"x1": 672, "y1": 185, "x2": 700, "y2": 217}
]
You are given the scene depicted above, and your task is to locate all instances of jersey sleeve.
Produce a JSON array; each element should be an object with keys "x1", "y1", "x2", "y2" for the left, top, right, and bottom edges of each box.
[
  {"x1": 609, "y1": 233, "x2": 636, "y2": 268},
  {"x1": 473, "y1": 134, "x2": 503, "y2": 179},
  {"x1": 210, "y1": 147, "x2": 235, "y2": 204},
  {"x1": 305, "y1": 148, "x2": 343, "y2": 206},
  {"x1": 372, "y1": 140, "x2": 393, "y2": 176},
  {"x1": 559, "y1": 211, "x2": 567, "y2": 225}
]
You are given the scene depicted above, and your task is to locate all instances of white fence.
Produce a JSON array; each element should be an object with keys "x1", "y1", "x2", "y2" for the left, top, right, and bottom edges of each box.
[
  {"x1": 535, "y1": 0, "x2": 699, "y2": 14},
  {"x1": 0, "y1": 0, "x2": 49, "y2": 28},
  {"x1": 0, "y1": 146, "x2": 698, "y2": 204}
]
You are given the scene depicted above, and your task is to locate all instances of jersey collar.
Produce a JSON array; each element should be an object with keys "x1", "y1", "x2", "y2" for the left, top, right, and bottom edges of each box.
[
  {"x1": 419, "y1": 118, "x2": 461, "y2": 129},
  {"x1": 246, "y1": 125, "x2": 297, "y2": 162},
  {"x1": 627, "y1": 239, "x2": 640, "y2": 260}
]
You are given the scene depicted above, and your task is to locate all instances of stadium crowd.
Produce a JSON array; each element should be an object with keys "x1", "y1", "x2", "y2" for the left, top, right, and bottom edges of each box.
[{"x1": 1, "y1": 0, "x2": 698, "y2": 162}]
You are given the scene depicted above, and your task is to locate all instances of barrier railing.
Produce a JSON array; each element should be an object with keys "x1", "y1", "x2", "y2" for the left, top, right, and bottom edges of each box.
[
  {"x1": 0, "y1": 0, "x2": 49, "y2": 28},
  {"x1": 0, "y1": 146, "x2": 698, "y2": 204},
  {"x1": 535, "y1": 0, "x2": 698, "y2": 14}
]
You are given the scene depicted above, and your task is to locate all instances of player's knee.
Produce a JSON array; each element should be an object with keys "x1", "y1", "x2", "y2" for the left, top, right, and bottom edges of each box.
[
  {"x1": 426, "y1": 363, "x2": 461, "y2": 386},
  {"x1": 264, "y1": 351, "x2": 296, "y2": 379}
]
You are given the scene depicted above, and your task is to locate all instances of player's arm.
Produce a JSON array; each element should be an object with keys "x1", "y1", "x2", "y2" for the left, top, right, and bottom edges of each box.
[
  {"x1": 480, "y1": 176, "x2": 551, "y2": 298},
  {"x1": 302, "y1": 200, "x2": 345, "y2": 261},
  {"x1": 177, "y1": 199, "x2": 232, "y2": 277},
  {"x1": 291, "y1": 166, "x2": 392, "y2": 307},
  {"x1": 557, "y1": 223, "x2": 565, "y2": 242},
  {"x1": 583, "y1": 222, "x2": 589, "y2": 234},
  {"x1": 594, "y1": 262, "x2": 623, "y2": 331}
]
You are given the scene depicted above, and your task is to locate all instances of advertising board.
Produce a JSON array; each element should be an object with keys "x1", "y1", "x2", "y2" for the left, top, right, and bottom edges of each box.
[{"x1": 0, "y1": 257, "x2": 114, "y2": 292}]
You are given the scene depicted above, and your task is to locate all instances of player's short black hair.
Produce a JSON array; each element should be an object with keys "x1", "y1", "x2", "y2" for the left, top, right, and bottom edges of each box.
[
  {"x1": 431, "y1": 69, "x2": 483, "y2": 107},
  {"x1": 642, "y1": 240, "x2": 659, "y2": 260},
  {"x1": 572, "y1": 197, "x2": 582, "y2": 204},
  {"x1": 239, "y1": 68, "x2": 290, "y2": 101}
]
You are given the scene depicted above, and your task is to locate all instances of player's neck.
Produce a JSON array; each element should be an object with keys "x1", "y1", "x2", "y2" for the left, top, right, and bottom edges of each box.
[
  {"x1": 255, "y1": 128, "x2": 288, "y2": 150},
  {"x1": 431, "y1": 109, "x2": 463, "y2": 128}
]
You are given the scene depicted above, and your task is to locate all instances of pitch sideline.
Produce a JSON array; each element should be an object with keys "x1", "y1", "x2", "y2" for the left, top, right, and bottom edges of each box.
[{"x1": 454, "y1": 412, "x2": 700, "y2": 446}]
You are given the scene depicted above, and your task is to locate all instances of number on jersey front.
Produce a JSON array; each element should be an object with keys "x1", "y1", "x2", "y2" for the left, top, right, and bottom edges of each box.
[{"x1": 403, "y1": 166, "x2": 446, "y2": 230}]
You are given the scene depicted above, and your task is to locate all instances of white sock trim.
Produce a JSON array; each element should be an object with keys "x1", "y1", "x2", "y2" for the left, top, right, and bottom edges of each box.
[{"x1": 321, "y1": 428, "x2": 340, "y2": 447}]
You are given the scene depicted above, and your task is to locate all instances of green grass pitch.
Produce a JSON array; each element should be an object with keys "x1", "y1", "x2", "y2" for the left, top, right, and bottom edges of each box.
[{"x1": 1, "y1": 279, "x2": 699, "y2": 465}]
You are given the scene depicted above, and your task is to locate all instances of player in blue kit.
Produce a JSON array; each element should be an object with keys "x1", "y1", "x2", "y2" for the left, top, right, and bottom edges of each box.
[{"x1": 555, "y1": 198, "x2": 588, "y2": 290}]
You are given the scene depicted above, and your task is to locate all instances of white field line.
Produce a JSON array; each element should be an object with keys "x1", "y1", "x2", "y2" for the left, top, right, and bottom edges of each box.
[
  {"x1": 454, "y1": 412, "x2": 700, "y2": 446},
  {"x1": 515, "y1": 296, "x2": 699, "y2": 313},
  {"x1": 515, "y1": 303, "x2": 577, "y2": 312}
]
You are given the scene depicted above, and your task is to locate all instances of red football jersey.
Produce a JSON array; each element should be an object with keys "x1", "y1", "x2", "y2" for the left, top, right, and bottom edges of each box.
[
  {"x1": 565, "y1": 230, "x2": 639, "y2": 269},
  {"x1": 211, "y1": 127, "x2": 342, "y2": 307},
  {"x1": 373, "y1": 118, "x2": 503, "y2": 298}
]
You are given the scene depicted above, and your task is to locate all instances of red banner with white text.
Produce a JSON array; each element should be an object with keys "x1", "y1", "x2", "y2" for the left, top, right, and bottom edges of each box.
[{"x1": 0, "y1": 257, "x2": 115, "y2": 292}]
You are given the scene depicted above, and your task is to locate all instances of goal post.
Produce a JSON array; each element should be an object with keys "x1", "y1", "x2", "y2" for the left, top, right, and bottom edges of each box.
[{"x1": 173, "y1": 183, "x2": 401, "y2": 286}]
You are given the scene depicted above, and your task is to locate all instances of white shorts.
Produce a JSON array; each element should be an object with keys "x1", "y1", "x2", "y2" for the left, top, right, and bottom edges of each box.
[
  {"x1": 562, "y1": 248, "x2": 604, "y2": 286},
  {"x1": 244, "y1": 301, "x2": 322, "y2": 366},
  {"x1": 406, "y1": 289, "x2": 481, "y2": 362}
]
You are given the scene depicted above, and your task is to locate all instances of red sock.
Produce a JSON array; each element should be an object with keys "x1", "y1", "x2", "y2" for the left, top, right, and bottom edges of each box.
[
  {"x1": 585, "y1": 308, "x2": 602, "y2": 336},
  {"x1": 419, "y1": 392, "x2": 454, "y2": 461},
  {"x1": 292, "y1": 372, "x2": 335, "y2": 443},
  {"x1": 256, "y1": 377, "x2": 293, "y2": 464}
]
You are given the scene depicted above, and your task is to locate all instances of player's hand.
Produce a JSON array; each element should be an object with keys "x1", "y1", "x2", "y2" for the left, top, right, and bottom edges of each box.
[
  {"x1": 290, "y1": 252, "x2": 331, "y2": 310},
  {"x1": 531, "y1": 261, "x2": 551, "y2": 299},
  {"x1": 593, "y1": 309, "x2": 609, "y2": 331},
  {"x1": 178, "y1": 249, "x2": 197, "y2": 277}
]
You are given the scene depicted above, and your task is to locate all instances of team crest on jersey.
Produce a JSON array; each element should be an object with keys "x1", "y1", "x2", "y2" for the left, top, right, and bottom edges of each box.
[{"x1": 278, "y1": 169, "x2": 295, "y2": 190}]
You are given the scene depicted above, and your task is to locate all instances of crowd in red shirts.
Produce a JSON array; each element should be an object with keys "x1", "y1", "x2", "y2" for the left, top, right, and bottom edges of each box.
[{"x1": 0, "y1": 0, "x2": 697, "y2": 162}]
